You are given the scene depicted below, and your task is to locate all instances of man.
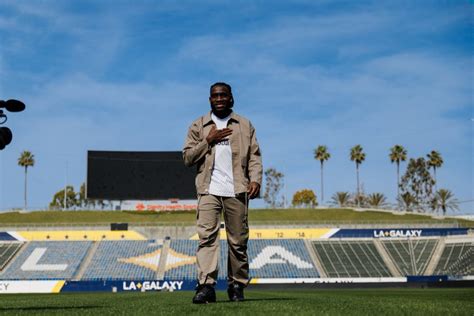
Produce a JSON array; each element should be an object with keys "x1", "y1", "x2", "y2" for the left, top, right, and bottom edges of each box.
[{"x1": 183, "y1": 82, "x2": 262, "y2": 304}]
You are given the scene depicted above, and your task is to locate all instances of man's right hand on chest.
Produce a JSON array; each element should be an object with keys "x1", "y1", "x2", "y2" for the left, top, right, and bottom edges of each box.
[{"x1": 206, "y1": 125, "x2": 233, "y2": 145}]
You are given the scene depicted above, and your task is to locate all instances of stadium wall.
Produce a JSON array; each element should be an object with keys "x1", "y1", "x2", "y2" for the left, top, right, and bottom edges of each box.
[
  {"x1": 2, "y1": 277, "x2": 473, "y2": 294},
  {"x1": 1, "y1": 229, "x2": 471, "y2": 293}
]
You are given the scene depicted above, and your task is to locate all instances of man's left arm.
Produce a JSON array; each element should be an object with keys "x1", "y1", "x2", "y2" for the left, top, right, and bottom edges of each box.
[{"x1": 247, "y1": 122, "x2": 262, "y2": 199}]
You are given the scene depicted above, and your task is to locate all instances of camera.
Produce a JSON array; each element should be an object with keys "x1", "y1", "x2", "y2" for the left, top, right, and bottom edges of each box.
[{"x1": 0, "y1": 99, "x2": 26, "y2": 150}]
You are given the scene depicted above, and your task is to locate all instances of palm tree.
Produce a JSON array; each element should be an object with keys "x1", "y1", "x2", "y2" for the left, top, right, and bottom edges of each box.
[
  {"x1": 389, "y1": 145, "x2": 407, "y2": 204},
  {"x1": 427, "y1": 150, "x2": 443, "y2": 191},
  {"x1": 331, "y1": 192, "x2": 351, "y2": 207},
  {"x1": 18, "y1": 150, "x2": 35, "y2": 210},
  {"x1": 350, "y1": 145, "x2": 366, "y2": 207},
  {"x1": 432, "y1": 189, "x2": 459, "y2": 215},
  {"x1": 314, "y1": 145, "x2": 331, "y2": 204},
  {"x1": 366, "y1": 193, "x2": 388, "y2": 209},
  {"x1": 398, "y1": 192, "x2": 416, "y2": 212}
]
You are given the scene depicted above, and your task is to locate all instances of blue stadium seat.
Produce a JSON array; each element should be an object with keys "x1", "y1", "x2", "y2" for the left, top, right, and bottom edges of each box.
[
  {"x1": 248, "y1": 239, "x2": 319, "y2": 278},
  {"x1": 82, "y1": 241, "x2": 162, "y2": 280},
  {"x1": 0, "y1": 241, "x2": 91, "y2": 280},
  {"x1": 164, "y1": 240, "x2": 228, "y2": 280}
]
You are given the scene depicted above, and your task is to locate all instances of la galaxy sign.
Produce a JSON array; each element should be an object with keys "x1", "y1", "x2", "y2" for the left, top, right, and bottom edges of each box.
[
  {"x1": 122, "y1": 280, "x2": 183, "y2": 291},
  {"x1": 329, "y1": 228, "x2": 467, "y2": 238},
  {"x1": 373, "y1": 229, "x2": 423, "y2": 238}
]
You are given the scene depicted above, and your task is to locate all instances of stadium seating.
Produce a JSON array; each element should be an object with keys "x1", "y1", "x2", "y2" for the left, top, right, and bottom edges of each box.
[
  {"x1": 0, "y1": 241, "x2": 91, "y2": 280},
  {"x1": 0, "y1": 243, "x2": 23, "y2": 271},
  {"x1": 0, "y1": 237, "x2": 472, "y2": 281},
  {"x1": 164, "y1": 240, "x2": 228, "y2": 280},
  {"x1": 165, "y1": 239, "x2": 320, "y2": 280},
  {"x1": 249, "y1": 239, "x2": 319, "y2": 278},
  {"x1": 312, "y1": 240, "x2": 391, "y2": 277},
  {"x1": 434, "y1": 242, "x2": 473, "y2": 276},
  {"x1": 82, "y1": 241, "x2": 162, "y2": 280},
  {"x1": 164, "y1": 240, "x2": 198, "y2": 280},
  {"x1": 381, "y1": 239, "x2": 438, "y2": 275}
]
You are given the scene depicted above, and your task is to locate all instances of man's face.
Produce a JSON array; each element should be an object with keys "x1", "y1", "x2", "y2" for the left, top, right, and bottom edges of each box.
[{"x1": 209, "y1": 85, "x2": 233, "y2": 117}]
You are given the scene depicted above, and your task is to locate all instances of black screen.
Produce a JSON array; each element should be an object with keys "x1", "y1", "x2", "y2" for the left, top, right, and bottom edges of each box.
[{"x1": 87, "y1": 151, "x2": 196, "y2": 200}]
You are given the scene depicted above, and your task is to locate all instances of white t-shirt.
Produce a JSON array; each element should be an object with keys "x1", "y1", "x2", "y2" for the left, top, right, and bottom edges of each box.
[{"x1": 208, "y1": 113, "x2": 235, "y2": 197}]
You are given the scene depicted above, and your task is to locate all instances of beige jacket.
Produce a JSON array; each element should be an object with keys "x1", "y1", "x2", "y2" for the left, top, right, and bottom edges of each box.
[{"x1": 183, "y1": 111, "x2": 262, "y2": 195}]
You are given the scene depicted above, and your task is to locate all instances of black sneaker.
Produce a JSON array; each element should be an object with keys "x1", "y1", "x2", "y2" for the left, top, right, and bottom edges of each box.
[
  {"x1": 227, "y1": 283, "x2": 244, "y2": 302},
  {"x1": 192, "y1": 284, "x2": 216, "y2": 304}
]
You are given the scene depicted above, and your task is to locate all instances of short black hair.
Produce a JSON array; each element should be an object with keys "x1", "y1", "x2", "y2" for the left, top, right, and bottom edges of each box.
[{"x1": 210, "y1": 82, "x2": 232, "y2": 95}]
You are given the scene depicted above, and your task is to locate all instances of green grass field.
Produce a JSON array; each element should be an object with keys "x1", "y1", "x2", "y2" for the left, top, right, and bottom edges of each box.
[
  {"x1": 0, "y1": 209, "x2": 471, "y2": 227},
  {"x1": 1, "y1": 289, "x2": 473, "y2": 315}
]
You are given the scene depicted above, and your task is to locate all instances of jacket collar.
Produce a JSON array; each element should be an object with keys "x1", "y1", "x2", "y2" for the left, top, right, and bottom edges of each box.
[{"x1": 203, "y1": 111, "x2": 239, "y2": 126}]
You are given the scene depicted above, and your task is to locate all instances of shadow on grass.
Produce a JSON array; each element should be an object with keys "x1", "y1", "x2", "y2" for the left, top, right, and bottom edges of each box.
[
  {"x1": 215, "y1": 297, "x2": 295, "y2": 304},
  {"x1": 0, "y1": 305, "x2": 102, "y2": 312}
]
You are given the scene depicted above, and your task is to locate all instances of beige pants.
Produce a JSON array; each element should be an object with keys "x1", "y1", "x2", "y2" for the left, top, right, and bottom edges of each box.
[{"x1": 196, "y1": 193, "x2": 249, "y2": 286}]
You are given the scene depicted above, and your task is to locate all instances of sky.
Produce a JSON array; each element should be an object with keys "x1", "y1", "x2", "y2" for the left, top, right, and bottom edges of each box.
[{"x1": 0, "y1": 0, "x2": 472, "y2": 214}]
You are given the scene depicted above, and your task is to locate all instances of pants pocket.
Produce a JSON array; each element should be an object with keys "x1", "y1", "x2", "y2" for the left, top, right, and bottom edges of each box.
[{"x1": 242, "y1": 193, "x2": 249, "y2": 231}]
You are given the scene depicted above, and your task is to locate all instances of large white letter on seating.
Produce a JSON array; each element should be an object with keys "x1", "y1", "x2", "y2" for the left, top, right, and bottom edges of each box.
[
  {"x1": 21, "y1": 248, "x2": 68, "y2": 271},
  {"x1": 250, "y1": 246, "x2": 313, "y2": 269}
]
